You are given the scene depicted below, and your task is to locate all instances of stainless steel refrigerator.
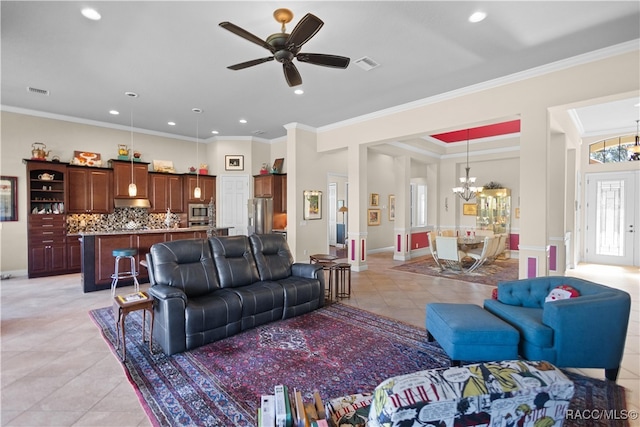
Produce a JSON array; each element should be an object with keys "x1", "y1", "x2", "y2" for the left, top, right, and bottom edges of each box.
[{"x1": 248, "y1": 198, "x2": 273, "y2": 235}]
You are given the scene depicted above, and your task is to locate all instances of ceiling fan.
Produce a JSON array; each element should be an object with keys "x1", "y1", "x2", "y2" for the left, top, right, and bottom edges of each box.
[{"x1": 219, "y1": 8, "x2": 350, "y2": 87}]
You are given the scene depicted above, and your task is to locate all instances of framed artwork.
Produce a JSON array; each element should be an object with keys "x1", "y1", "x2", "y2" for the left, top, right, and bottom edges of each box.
[
  {"x1": 272, "y1": 158, "x2": 284, "y2": 173},
  {"x1": 0, "y1": 176, "x2": 18, "y2": 221},
  {"x1": 463, "y1": 203, "x2": 478, "y2": 216},
  {"x1": 515, "y1": 208, "x2": 520, "y2": 219},
  {"x1": 388, "y1": 195, "x2": 396, "y2": 221},
  {"x1": 71, "y1": 151, "x2": 102, "y2": 167},
  {"x1": 225, "y1": 155, "x2": 244, "y2": 171},
  {"x1": 303, "y1": 190, "x2": 322, "y2": 220},
  {"x1": 370, "y1": 193, "x2": 379, "y2": 206},
  {"x1": 368, "y1": 208, "x2": 381, "y2": 226}
]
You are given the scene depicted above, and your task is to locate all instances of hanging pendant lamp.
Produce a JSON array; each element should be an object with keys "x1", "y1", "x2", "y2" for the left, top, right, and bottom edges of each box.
[
  {"x1": 126, "y1": 92, "x2": 138, "y2": 197},
  {"x1": 193, "y1": 108, "x2": 203, "y2": 199},
  {"x1": 452, "y1": 129, "x2": 483, "y2": 201}
]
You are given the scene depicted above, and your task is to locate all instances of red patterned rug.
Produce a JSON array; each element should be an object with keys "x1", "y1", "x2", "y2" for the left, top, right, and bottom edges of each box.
[
  {"x1": 391, "y1": 255, "x2": 519, "y2": 286},
  {"x1": 89, "y1": 303, "x2": 627, "y2": 427}
]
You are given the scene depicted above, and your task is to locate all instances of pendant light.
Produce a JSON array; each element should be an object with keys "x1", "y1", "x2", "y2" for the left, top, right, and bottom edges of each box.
[
  {"x1": 126, "y1": 91, "x2": 138, "y2": 197},
  {"x1": 193, "y1": 108, "x2": 202, "y2": 199},
  {"x1": 452, "y1": 129, "x2": 483, "y2": 201},
  {"x1": 629, "y1": 119, "x2": 640, "y2": 155}
]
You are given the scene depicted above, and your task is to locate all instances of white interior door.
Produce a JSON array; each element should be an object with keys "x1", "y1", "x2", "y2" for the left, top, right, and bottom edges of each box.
[
  {"x1": 220, "y1": 175, "x2": 249, "y2": 236},
  {"x1": 585, "y1": 171, "x2": 639, "y2": 266}
]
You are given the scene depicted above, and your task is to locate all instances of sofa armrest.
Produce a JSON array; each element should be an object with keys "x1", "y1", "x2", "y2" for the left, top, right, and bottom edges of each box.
[
  {"x1": 148, "y1": 284, "x2": 187, "y2": 303},
  {"x1": 542, "y1": 293, "x2": 630, "y2": 368},
  {"x1": 292, "y1": 263, "x2": 323, "y2": 279}
]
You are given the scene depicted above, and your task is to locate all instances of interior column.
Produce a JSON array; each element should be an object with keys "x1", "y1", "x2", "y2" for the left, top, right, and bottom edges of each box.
[
  {"x1": 393, "y1": 155, "x2": 411, "y2": 261},
  {"x1": 548, "y1": 132, "x2": 568, "y2": 275},
  {"x1": 518, "y1": 109, "x2": 551, "y2": 277},
  {"x1": 347, "y1": 144, "x2": 368, "y2": 271}
]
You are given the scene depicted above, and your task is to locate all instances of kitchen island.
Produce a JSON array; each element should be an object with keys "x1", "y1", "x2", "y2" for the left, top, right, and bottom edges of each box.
[{"x1": 77, "y1": 227, "x2": 230, "y2": 293}]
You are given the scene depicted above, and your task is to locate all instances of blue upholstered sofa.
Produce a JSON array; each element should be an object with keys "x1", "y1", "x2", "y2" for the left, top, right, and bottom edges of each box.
[{"x1": 484, "y1": 276, "x2": 631, "y2": 381}]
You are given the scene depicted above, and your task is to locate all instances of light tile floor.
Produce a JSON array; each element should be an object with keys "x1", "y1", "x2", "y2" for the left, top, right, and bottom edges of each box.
[{"x1": 1, "y1": 254, "x2": 638, "y2": 426}]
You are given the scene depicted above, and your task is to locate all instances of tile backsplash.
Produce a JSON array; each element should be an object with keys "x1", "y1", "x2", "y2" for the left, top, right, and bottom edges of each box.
[{"x1": 67, "y1": 208, "x2": 181, "y2": 233}]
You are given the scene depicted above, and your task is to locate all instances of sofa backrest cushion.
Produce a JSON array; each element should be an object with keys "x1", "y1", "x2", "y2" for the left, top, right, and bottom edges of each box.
[
  {"x1": 209, "y1": 235, "x2": 260, "y2": 288},
  {"x1": 249, "y1": 234, "x2": 293, "y2": 281},
  {"x1": 498, "y1": 276, "x2": 622, "y2": 308},
  {"x1": 149, "y1": 239, "x2": 219, "y2": 297}
]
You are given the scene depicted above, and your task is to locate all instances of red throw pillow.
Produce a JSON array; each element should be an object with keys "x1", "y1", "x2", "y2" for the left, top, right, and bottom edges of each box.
[
  {"x1": 545, "y1": 284, "x2": 580, "y2": 302},
  {"x1": 491, "y1": 288, "x2": 498, "y2": 300}
]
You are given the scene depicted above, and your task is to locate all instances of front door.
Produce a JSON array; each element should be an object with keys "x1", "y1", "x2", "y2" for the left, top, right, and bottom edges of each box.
[{"x1": 585, "y1": 171, "x2": 639, "y2": 266}]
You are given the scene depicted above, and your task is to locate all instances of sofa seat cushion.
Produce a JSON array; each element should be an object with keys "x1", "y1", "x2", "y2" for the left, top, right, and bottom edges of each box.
[
  {"x1": 184, "y1": 289, "x2": 243, "y2": 350},
  {"x1": 230, "y1": 281, "x2": 285, "y2": 329},
  {"x1": 484, "y1": 299, "x2": 553, "y2": 347}
]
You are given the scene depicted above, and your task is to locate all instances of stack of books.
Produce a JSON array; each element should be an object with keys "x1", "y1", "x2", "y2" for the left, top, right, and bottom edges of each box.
[{"x1": 258, "y1": 385, "x2": 329, "y2": 427}]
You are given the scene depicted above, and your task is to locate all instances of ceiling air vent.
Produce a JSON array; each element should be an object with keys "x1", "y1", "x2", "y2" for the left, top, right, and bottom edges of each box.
[
  {"x1": 354, "y1": 56, "x2": 380, "y2": 71},
  {"x1": 252, "y1": 130, "x2": 265, "y2": 135},
  {"x1": 27, "y1": 86, "x2": 50, "y2": 96}
]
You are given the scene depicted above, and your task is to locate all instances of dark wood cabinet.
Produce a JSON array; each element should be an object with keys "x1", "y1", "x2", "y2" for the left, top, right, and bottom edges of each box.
[
  {"x1": 254, "y1": 174, "x2": 286, "y2": 212},
  {"x1": 95, "y1": 234, "x2": 133, "y2": 285},
  {"x1": 184, "y1": 174, "x2": 216, "y2": 205},
  {"x1": 110, "y1": 159, "x2": 149, "y2": 199},
  {"x1": 67, "y1": 166, "x2": 113, "y2": 213},
  {"x1": 149, "y1": 172, "x2": 183, "y2": 213},
  {"x1": 27, "y1": 214, "x2": 67, "y2": 277},
  {"x1": 67, "y1": 236, "x2": 82, "y2": 273},
  {"x1": 24, "y1": 160, "x2": 71, "y2": 278}
]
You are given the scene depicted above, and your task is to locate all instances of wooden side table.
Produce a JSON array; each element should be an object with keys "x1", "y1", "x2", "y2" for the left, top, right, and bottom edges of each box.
[{"x1": 113, "y1": 291, "x2": 154, "y2": 362}]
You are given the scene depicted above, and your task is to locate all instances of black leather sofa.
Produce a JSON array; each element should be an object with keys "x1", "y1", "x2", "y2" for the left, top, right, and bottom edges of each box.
[{"x1": 146, "y1": 234, "x2": 325, "y2": 355}]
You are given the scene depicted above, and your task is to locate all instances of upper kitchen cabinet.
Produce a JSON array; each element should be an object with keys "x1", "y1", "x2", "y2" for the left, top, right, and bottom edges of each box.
[
  {"x1": 67, "y1": 166, "x2": 113, "y2": 213},
  {"x1": 254, "y1": 174, "x2": 286, "y2": 212},
  {"x1": 110, "y1": 159, "x2": 149, "y2": 199},
  {"x1": 184, "y1": 174, "x2": 216, "y2": 205},
  {"x1": 149, "y1": 172, "x2": 184, "y2": 213}
]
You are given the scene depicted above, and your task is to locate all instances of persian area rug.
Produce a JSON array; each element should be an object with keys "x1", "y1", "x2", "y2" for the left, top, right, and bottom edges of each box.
[
  {"x1": 391, "y1": 255, "x2": 519, "y2": 286},
  {"x1": 89, "y1": 303, "x2": 627, "y2": 427}
]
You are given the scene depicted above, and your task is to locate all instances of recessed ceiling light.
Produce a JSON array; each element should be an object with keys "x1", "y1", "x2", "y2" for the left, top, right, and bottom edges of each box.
[
  {"x1": 211, "y1": 130, "x2": 219, "y2": 135},
  {"x1": 81, "y1": 7, "x2": 101, "y2": 21},
  {"x1": 109, "y1": 110, "x2": 119, "y2": 115},
  {"x1": 294, "y1": 89, "x2": 304, "y2": 95},
  {"x1": 168, "y1": 122, "x2": 176, "y2": 126},
  {"x1": 239, "y1": 119, "x2": 247, "y2": 124},
  {"x1": 469, "y1": 11, "x2": 487, "y2": 23}
]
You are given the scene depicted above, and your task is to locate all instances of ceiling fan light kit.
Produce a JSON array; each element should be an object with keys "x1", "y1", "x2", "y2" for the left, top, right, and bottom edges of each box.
[{"x1": 219, "y1": 9, "x2": 350, "y2": 87}]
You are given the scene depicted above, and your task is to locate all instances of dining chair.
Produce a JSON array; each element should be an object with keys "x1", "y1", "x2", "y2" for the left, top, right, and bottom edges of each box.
[
  {"x1": 427, "y1": 231, "x2": 442, "y2": 269},
  {"x1": 439, "y1": 229, "x2": 456, "y2": 237},
  {"x1": 434, "y1": 236, "x2": 466, "y2": 271},
  {"x1": 466, "y1": 235, "x2": 497, "y2": 272}
]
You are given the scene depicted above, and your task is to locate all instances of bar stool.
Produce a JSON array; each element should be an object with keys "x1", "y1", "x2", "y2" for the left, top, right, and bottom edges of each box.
[
  {"x1": 335, "y1": 263, "x2": 351, "y2": 299},
  {"x1": 110, "y1": 248, "x2": 140, "y2": 297}
]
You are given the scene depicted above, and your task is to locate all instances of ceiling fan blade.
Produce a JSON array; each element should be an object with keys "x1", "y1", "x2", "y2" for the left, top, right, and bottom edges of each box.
[
  {"x1": 219, "y1": 22, "x2": 275, "y2": 53},
  {"x1": 227, "y1": 57, "x2": 274, "y2": 70},
  {"x1": 296, "y1": 53, "x2": 350, "y2": 69},
  {"x1": 283, "y1": 63, "x2": 302, "y2": 87},
  {"x1": 286, "y1": 13, "x2": 323, "y2": 49}
]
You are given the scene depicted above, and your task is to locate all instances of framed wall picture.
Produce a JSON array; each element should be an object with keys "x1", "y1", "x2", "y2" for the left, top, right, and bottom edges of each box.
[
  {"x1": 463, "y1": 203, "x2": 478, "y2": 216},
  {"x1": 225, "y1": 155, "x2": 244, "y2": 171},
  {"x1": 0, "y1": 176, "x2": 18, "y2": 221},
  {"x1": 272, "y1": 158, "x2": 284, "y2": 173},
  {"x1": 368, "y1": 208, "x2": 381, "y2": 226},
  {"x1": 303, "y1": 190, "x2": 322, "y2": 220},
  {"x1": 370, "y1": 193, "x2": 379, "y2": 206},
  {"x1": 388, "y1": 195, "x2": 396, "y2": 221}
]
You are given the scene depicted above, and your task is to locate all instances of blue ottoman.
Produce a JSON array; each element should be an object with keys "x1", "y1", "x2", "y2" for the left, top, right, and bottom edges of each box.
[{"x1": 426, "y1": 303, "x2": 519, "y2": 365}]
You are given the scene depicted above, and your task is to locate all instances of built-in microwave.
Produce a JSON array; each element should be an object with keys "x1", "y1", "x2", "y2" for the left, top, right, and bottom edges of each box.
[{"x1": 188, "y1": 203, "x2": 208, "y2": 225}]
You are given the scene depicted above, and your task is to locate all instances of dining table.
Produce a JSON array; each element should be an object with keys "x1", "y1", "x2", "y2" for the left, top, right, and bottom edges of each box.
[{"x1": 457, "y1": 236, "x2": 484, "y2": 252}]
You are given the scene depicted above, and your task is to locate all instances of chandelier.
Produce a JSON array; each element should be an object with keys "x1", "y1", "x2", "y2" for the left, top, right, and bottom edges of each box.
[{"x1": 452, "y1": 129, "x2": 483, "y2": 201}]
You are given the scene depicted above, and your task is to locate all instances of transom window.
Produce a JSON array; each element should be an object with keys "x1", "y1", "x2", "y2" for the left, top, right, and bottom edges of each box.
[{"x1": 589, "y1": 134, "x2": 638, "y2": 164}]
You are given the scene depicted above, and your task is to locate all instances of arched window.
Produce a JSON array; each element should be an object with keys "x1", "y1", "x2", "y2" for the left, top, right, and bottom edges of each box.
[{"x1": 589, "y1": 134, "x2": 639, "y2": 164}]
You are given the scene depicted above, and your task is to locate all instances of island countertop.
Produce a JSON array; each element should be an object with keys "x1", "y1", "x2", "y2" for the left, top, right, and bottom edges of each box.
[{"x1": 79, "y1": 227, "x2": 230, "y2": 293}]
